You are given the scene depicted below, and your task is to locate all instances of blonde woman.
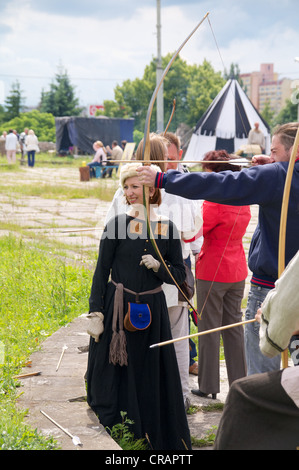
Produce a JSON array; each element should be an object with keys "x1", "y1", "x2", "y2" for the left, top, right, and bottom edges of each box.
[
  {"x1": 87, "y1": 140, "x2": 107, "y2": 177},
  {"x1": 25, "y1": 129, "x2": 39, "y2": 167},
  {"x1": 86, "y1": 157, "x2": 191, "y2": 450}
]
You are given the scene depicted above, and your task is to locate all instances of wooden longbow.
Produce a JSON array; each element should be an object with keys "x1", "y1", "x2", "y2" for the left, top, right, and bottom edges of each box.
[
  {"x1": 278, "y1": 126, "x2": 299, "y2": 368},
  {"x1": 140, "y1": 12, "x2": 210, "y2": 314}
]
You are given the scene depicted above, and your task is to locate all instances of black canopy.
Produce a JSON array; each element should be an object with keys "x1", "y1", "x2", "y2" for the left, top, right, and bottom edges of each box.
[{"x1": 55, "y1": 116, "x2": 134, "y2": 154}]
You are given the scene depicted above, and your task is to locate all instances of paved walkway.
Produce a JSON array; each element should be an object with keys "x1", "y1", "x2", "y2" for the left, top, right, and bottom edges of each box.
[{"x1": 1, "y1": 166, "x2": 259, "y2": 450}]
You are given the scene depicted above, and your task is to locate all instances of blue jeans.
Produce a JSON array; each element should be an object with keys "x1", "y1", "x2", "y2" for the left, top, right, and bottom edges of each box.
[
  {"x1": 245, "y1": 284, "x2": 281, "y2": 375},
  {"x1": 87, "y1": 162, "x2": 103, "y2": 178},
  {"x1": 27, "y1": 150, "x2": 35, "y2": 167}
]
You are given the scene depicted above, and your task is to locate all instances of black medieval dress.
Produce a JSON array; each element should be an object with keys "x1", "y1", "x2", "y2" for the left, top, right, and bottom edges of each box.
[{"x1": 86, "y1": 213, "x2": 192, "y2": 450}]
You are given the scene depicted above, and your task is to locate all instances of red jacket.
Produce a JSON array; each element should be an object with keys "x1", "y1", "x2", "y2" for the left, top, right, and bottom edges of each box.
[{"x1": 195, "y1": 201, "x2": 251, "y2": 283}]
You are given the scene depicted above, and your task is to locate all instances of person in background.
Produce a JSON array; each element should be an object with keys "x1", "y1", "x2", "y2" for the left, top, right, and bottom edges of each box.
[
  {"x1": 19, "y1": 128, "x2": 28, "y2": 163},
  {"x1": 25, "y1": 129, "x2": 39, "y2": 167},
  {"x1": 192, "y1": 150, "x2": 250, "y2": 400},
  {"x1": 214, "y1": 251, "x2": 299, "y2": 450},
  {"x1": 87, "y1": 140, "x2": 107, "y2": 178},
  {"x1": 0, "y1": 131, "x2": 7, "y2": 157},
  {"x1": 5, "y1": 129, "x2": 18, "y2": 164},
  {"x1": 248, "y1": 122, "x2": 265, "y2": 153},
  {"x1": 103, "y1": 140, "x2": 123, "y2": 177},
  {"x1": 160, "y1": 132, "x2": 202, "y2": 406}
]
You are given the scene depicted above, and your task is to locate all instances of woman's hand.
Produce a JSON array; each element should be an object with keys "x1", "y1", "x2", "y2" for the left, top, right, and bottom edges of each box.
[
  {"x1": 87, "y1": 312, "x2": 104, "y2": 342},
  {"x1": 140, "y1": 254, "x2": 160, "y2": 272}
]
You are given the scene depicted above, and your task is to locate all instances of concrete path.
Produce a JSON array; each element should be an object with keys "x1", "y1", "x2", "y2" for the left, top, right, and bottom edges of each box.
[{"x1": 1, "y1": 166, "x2": 259, "y2": 450}]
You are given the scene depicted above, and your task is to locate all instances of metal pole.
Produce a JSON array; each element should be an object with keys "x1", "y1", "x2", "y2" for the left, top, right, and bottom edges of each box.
[{"x1": 156, "y1": 0, "x2": 164, "y2": 132}]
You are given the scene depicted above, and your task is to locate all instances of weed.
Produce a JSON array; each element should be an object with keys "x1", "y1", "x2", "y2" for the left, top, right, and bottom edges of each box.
[
  {"x1": 191, "y1": 425, "x2": 218, "y2": 448},
  {"x1": 106, "y1": 411, "x2": 148, "y2": 450}
]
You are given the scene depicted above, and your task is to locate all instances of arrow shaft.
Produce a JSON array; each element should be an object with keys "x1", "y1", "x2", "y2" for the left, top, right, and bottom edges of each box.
[
  {"x1": 102, "y1": 159, "x2": 250, "y2": 165},
  {"x1": 150, "y1": 318, "x2": 256, "y2": 349},
  {"x1": 40, "y1": 410, "x2": 74, "y2": 439}
]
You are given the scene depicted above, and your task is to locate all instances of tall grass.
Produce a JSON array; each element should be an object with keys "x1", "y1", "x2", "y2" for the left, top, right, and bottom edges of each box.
[{"x1": 0, "y1": 234, "x2": 92, "y2": 449}]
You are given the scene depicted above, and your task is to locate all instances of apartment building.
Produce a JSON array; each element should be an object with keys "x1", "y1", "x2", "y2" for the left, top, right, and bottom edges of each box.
[{"x1": 240, "y1": 63, "x2": 293, "y2": 114}]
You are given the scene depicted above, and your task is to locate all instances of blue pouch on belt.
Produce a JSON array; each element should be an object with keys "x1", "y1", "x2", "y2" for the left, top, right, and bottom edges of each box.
[{"x1": 124, "y1": 303, "x2": 152, "y2": 332}]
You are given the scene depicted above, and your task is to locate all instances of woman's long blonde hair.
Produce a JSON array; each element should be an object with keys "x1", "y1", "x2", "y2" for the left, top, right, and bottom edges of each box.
[{"x1": 135, "y1": 133, "x2": 167, "y2": 172}]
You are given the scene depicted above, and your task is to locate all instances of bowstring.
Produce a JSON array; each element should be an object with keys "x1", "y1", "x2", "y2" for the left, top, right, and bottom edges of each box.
[
  {"x1": 196, "y1": 207, "x2": 242, "y2": 321},
  {"x1": 193, "y1": 17, "x2": 248, "y2": 323},
  {"x1": 207, "y1": 16, "x2": 249, "y2": 141}
]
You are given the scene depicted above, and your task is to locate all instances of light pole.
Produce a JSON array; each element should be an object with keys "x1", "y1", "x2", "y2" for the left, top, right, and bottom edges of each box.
[{"x1": 294, "y1": 57, "x2": 299, "y2": 121}]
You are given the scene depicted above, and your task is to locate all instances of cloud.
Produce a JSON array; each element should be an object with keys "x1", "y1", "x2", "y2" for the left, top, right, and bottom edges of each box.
[{"x1": 0, "y1": 0, "x2": 299, "y2": 109}]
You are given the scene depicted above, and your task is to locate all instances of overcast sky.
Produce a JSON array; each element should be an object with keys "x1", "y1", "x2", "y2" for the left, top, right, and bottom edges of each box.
[{"x1": 1, "y1": 0, "x2": 299, "y2": 109}]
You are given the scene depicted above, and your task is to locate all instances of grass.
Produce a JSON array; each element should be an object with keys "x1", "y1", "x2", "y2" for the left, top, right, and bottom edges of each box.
[
  {"x1": 0, "y1": 181, "x2": 117, "y2": 201},
  {"x1": 0, "y1": 159, "x2": 106, "y2": 449},
  {"x1": 0, "y1": 152, "x2": 81, "y2": 168},
  {"x1": 0, "y1": 235, "x2": 92, "y2": 450},
  {"x1": 0, "y1": 152, "x2": 119, "y2": 201}
]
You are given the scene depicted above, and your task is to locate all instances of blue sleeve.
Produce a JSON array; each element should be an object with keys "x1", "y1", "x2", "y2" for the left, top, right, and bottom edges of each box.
[{"x1": 159, "y1": 164, "x2": 285, "y2": 206}]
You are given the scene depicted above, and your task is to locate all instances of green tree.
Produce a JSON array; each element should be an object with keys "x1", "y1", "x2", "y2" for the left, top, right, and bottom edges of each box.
[
  {"x1": 0, "y1": 110, "x2": 55, "y2": 141},
  {"x1": 0, "y1": 104, "x2": 5, "y2": 124},
  {"x1": 273, "y1": 99, "x2": 298, "y2": 128},
  {"x1": 4, "y1": 80, "x2": 25, "y2": 121},
  {"x1": 186, "y1": 59, "x2": 225, "y2": 127},
  {"x1": 102, "y1": 76, "x2": 152, "y2": 131},
  {"x1": 224, "y1": 63, "x2": 242, "y2": 81},
  {"x1": 39, "y1": 66, "x2": 82, "y2": 117},
  {"x1": 101, "y1": 55, "x2": 225, "y2": 133}
]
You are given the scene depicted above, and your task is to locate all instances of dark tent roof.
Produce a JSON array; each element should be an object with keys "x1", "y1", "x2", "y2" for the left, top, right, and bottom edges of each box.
[
  {"x1": 185, "y1": 79, "x2": 271, "y2": 165},
  {"x1": 55, "y1": 116, "x2": 134, "y2": 154}
]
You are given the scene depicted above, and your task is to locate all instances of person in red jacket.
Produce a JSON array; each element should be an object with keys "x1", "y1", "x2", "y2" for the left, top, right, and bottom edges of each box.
[{"x1": 192, "y1": 150, "x2": 251, "y2": 400}]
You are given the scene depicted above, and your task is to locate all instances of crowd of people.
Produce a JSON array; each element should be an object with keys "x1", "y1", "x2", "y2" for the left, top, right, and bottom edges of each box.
[
  {"x1": 85, "y1": 121, "x2": 299, "y2": 450},
  {"x1": 0, "y1": 127, "x2": 39, "y2": 166},
  {"x1": 0, "y1": 129, "x2": 124, "y2": 174},
  {"x1": 87, "y1": 139, "x2": 126, "y2": 178}
]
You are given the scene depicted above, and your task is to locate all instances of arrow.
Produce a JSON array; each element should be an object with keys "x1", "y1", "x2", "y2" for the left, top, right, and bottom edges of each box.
[
  {"x1": 150, "y1": 318, "x2": 256, "y2": 349},
  {"x1": 40, "y1": 410, "x2": 82, "y2": 447}
]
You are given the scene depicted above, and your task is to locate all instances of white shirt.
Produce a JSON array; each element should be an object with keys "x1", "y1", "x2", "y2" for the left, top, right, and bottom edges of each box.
[
  {"x1": 5, "y1": 133, "x2": 18, "y2": 150},
  {"x1": 260, "y1": 251, "x2": 299, "y2": 408}
]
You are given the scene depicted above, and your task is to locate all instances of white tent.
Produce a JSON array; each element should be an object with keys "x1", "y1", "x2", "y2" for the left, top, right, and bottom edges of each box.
[{"x1": 184, "y1": 79, "x2": 271, "y2": 166}]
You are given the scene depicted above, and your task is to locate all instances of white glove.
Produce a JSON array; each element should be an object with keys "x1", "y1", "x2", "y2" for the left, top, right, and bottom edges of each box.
[
  {"x1": 87, "y1": 312, "x2": 104, "y2": 342},
  {"x1": 140, "y1": 254, "x2": 160, "y2": 272}
]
